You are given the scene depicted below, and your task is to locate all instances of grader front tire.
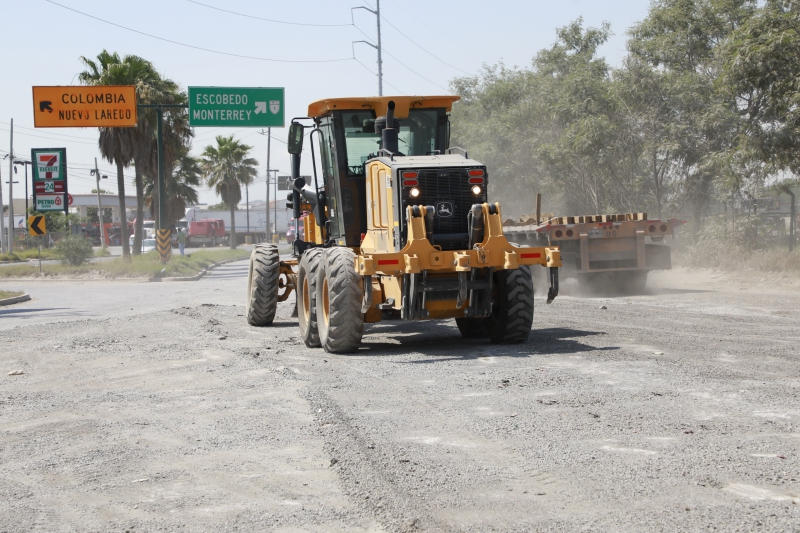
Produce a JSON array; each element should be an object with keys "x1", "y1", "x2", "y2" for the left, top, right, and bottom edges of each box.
[
  {"x1": 486, "y1": 266, "x2": 534, "y2": 344},
  {"x1": 246, "y1": 244, "x2": 280, "y2": 326},
  {"x1": 316, "y1": 248, "x2": 364, "y2": 353},
  {"x1": 297, "y1": 248, "x2": 324, "y2": 347}
]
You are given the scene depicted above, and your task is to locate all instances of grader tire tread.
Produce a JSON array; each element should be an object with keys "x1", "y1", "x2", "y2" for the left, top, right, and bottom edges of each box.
[
  {"x1": 488, "y1": 265, "x2": 534, "y2": 344},
  {"x1": 298, "y1": 248, "x2": 324, "y2": 347},
  {"x1": 247, "y1": 244, "x2": 280, "y2": 326},
  {"x1": 318, "y1": 248, "x2": 364, "y2": 353}
]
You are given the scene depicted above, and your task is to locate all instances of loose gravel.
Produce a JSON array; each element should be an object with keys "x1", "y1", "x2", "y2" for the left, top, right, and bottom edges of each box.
[{"x1": 0, "y1": 267, "x2": 798, "y2": 532}]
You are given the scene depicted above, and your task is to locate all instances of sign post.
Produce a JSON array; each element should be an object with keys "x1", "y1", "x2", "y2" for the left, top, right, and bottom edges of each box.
[
  {"x1": 188, "y1": 87, "x2": 284, "y2": 128},
  {"x1": 31, "y1": 148, "x2": 68, "y2": 214},
  {"x1": 28, "y1": 215, "x2": 46, "y2": 274}
]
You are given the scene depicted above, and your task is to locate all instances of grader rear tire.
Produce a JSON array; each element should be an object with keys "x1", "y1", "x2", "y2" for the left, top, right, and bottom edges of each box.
[
  {"x1": 297, "y1": 248, "x2": 324, "y2": 347},
  {"x1": 246, "y1": 244, "x2": 280, "y2": 326},
  {"x1": 316, "y1": 248, "x2": 364, "y2": 353},
  {"x1": 486, "y1": 265, "x2": 534, "y2": 344}
]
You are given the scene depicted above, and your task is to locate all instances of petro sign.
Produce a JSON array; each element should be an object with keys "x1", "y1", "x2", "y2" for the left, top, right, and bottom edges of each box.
[{"x1": 188, "y1": 87, "x2": 284, "y2": 127}]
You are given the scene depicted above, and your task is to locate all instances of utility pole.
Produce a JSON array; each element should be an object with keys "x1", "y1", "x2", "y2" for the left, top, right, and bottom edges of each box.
[
  {"x1": 270, "y1": 169, "x2": 279, "y2": 238},
  {"x1": 7, "y1": 118, "x2": 14, "y2": 253},
  {"x1": 352, "y1": 0, "x2": 383, "y2": 96},
  {"x1": 267, "y1": 127, "x2": 271, "y2": 242},
  {"x1": 258, "y1": 128, "x2": 272, "y2": 242},
  {"x1": 93, "y1": 158, "x2": 107, "y2": 249},
  {"x1": 14, "y1": 160, "x2": 31, "y2": 216},
  {"x1": 245, "y1": 182, "x2": 250, "y2": 240},
  {"x1": 0, "y1": 152, "x2": 5, "y2": 254}
]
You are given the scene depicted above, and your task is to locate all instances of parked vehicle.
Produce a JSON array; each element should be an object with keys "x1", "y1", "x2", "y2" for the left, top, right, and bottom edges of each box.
[
  {"x1": 187, "y1": 219, "x2": 227, "y2": 247},
  {"x1": 128, "y1": 236, "x2": 157, "y2": 253},
  {"x1": 286, "y1": 222, "x2": 304, "y2": 244},
  {"x1": 183, "y1": 207, "x2": 269, "y2": 245}
]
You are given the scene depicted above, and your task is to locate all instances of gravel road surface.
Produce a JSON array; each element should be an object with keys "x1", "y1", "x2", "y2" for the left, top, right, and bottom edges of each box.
[{"x1": 1, "y1": 262, "x2": 798, "y2": 532}]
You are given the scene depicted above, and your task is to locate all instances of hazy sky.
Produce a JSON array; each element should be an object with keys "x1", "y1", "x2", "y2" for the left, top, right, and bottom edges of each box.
[{"x1": 0, "y1": 0, "x2": 652, "y2": 207}]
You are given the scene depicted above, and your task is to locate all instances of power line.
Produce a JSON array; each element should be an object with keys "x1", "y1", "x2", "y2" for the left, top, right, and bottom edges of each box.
[
  {"x1": 0, "y1": 127, "x2": 98, "y2": 145},
  {"x1": 353, "y1": 24, "x2": 449, "y2": 92},
  {"x1": 378, "y1": 16, "x2": 471, "y2": 75},
  {"x1": 0, "y1": 121, "x2": 98, "y2": 141},
  {"x1": 364, "y1": 0, "x2": 480, "y2": 56},
  {"x1": 45, "y1": 0, "x2": 353, "y2": 63},
  {"x1": 353, "y1": 57, "x2": 407, "y2": 95},
  {"x1": 186, "y1": 0, "x2": 352, "y2": 27}
]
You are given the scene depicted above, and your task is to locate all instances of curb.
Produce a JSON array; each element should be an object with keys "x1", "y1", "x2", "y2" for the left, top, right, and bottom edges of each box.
[
  {"x1": 0, "y1": 294, "x2": 32, "y2": 307},
  {"x1": 148, "y1": 256, "x2": 248, "y2": 282}
]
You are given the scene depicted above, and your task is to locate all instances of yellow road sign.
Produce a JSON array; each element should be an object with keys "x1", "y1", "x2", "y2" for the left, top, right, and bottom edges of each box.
[
  {"x1": 156, "y1": 229, "x2": 172, "y2": 262},
  {"x1": 28, "y1": 215, "x2": 46, "y2": 236},
  {"x1": 32, "y1": 86, "x2": 137, "y2": 128}
]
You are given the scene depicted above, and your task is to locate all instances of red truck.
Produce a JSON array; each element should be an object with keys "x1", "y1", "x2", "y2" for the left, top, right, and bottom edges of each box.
[{"x1": 187, "y1": 219, "x2": 227, "y2": 247}]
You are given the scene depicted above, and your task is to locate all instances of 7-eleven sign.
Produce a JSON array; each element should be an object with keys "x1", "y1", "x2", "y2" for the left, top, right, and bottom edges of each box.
[
  {"x1": 32, "y1": 148, "x2": 66, "y2": 181},
  {"x1": 31, "y1": 147, "x2": 68, "y2": 213}
]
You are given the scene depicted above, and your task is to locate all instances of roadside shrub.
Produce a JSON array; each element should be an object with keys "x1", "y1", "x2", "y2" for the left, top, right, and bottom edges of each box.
[
  {"x1": 55, "y1": 236, "x2": 94, "y2": 266},
  {"x1": 674, "y1": 215, "x2": 800, "y2": 272}
]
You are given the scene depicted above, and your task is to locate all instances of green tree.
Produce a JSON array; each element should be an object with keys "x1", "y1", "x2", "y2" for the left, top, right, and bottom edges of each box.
[
  {"x1": 626, "y1": 0, "x2": 756, "y2": 227},
  {"x1": 138, "y1": 86, "x2": 193, "y2": 233},
  {"x1": 145, "y1": 146, "x2": 201, "y2": 228},
  {"x1": 719, "y1": 0, "x2": 800, "y2": 174},
  {"x1": 202, "y1": 135, "x2": 258, "y2": 249},
  {"x1": 451, "y1": 20, "x2": 631, "y2": 216},
  {"x1": 79, "y1": 50, "x2": 186, "y2": 257}
]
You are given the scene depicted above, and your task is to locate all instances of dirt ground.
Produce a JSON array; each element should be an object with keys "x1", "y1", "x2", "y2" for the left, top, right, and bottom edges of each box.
[{"x1": 1, "y1": 264, "x2": 798, "y2": 532}]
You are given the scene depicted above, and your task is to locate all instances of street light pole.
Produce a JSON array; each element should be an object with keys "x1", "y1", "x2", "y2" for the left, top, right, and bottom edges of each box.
[
  {"x1": 0, "y1": 157, "x2": 5, "y2": 254},
  {"x1": 93, "y1": 158, "x2": 107, "y2": 249},
  {"x1": 256, "y1": 128, "x2": 274, "y2": 243},
  {"x1": 14, "y1": 160, "x2": 31, "y2": 216},
  {"x1": 267, "y1": 127, "x2": 271, "y2": 242},
  {"x1": 270, "y1": 169, "x2": 279, "y2": 239},
  {"x1": 7, "y1": 118, "x2": 14, "y2": 253}
]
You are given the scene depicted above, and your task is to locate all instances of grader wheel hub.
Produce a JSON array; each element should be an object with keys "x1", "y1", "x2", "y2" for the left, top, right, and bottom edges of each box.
[{"x1": 277, "y1": 262, "x2": 297, "y2": 303}]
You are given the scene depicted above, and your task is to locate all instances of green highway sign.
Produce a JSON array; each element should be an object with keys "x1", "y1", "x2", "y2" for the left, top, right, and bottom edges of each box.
[{"x1": 188, "y1": 87, "x2": 284, "y2": 127}]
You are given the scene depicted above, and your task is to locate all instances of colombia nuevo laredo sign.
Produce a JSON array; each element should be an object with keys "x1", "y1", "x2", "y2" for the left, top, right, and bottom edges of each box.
[
  {"x1": 32, "y1": 86, "x2": 137, "y2": 128},
  {"x1": 188, "y1": 87, "x2": 284, "y2": 127}
]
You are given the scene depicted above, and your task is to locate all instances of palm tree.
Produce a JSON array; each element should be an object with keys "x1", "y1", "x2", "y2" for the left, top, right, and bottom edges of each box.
[
  {"x1": 79, "y1": 50, "x2": 180, "y2": 258},
  {"x1": 145, "y1": 146, "x2": 201, "y2": 228},
  {"x1": 202, "y1": 136, "x2": 258, "y2": 249},
  {"x1": 141, "y1": 96, "x2": 193, "y2": 229}
]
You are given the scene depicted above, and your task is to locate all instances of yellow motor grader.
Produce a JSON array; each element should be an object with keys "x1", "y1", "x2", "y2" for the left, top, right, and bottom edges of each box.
[{"x1": 246, "y1": 96, "x2": 561, "y2": 353}]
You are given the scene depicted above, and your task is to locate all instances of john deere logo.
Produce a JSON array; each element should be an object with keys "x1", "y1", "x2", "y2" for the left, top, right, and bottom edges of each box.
[{"x1": 436, "y1": 201, "x2": 454, "y2": 218}]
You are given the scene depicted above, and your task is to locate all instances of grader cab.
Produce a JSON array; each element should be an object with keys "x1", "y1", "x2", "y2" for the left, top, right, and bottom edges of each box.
[{"x1": 245, "y1": 96, "x2": 561, "y2": 353}]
